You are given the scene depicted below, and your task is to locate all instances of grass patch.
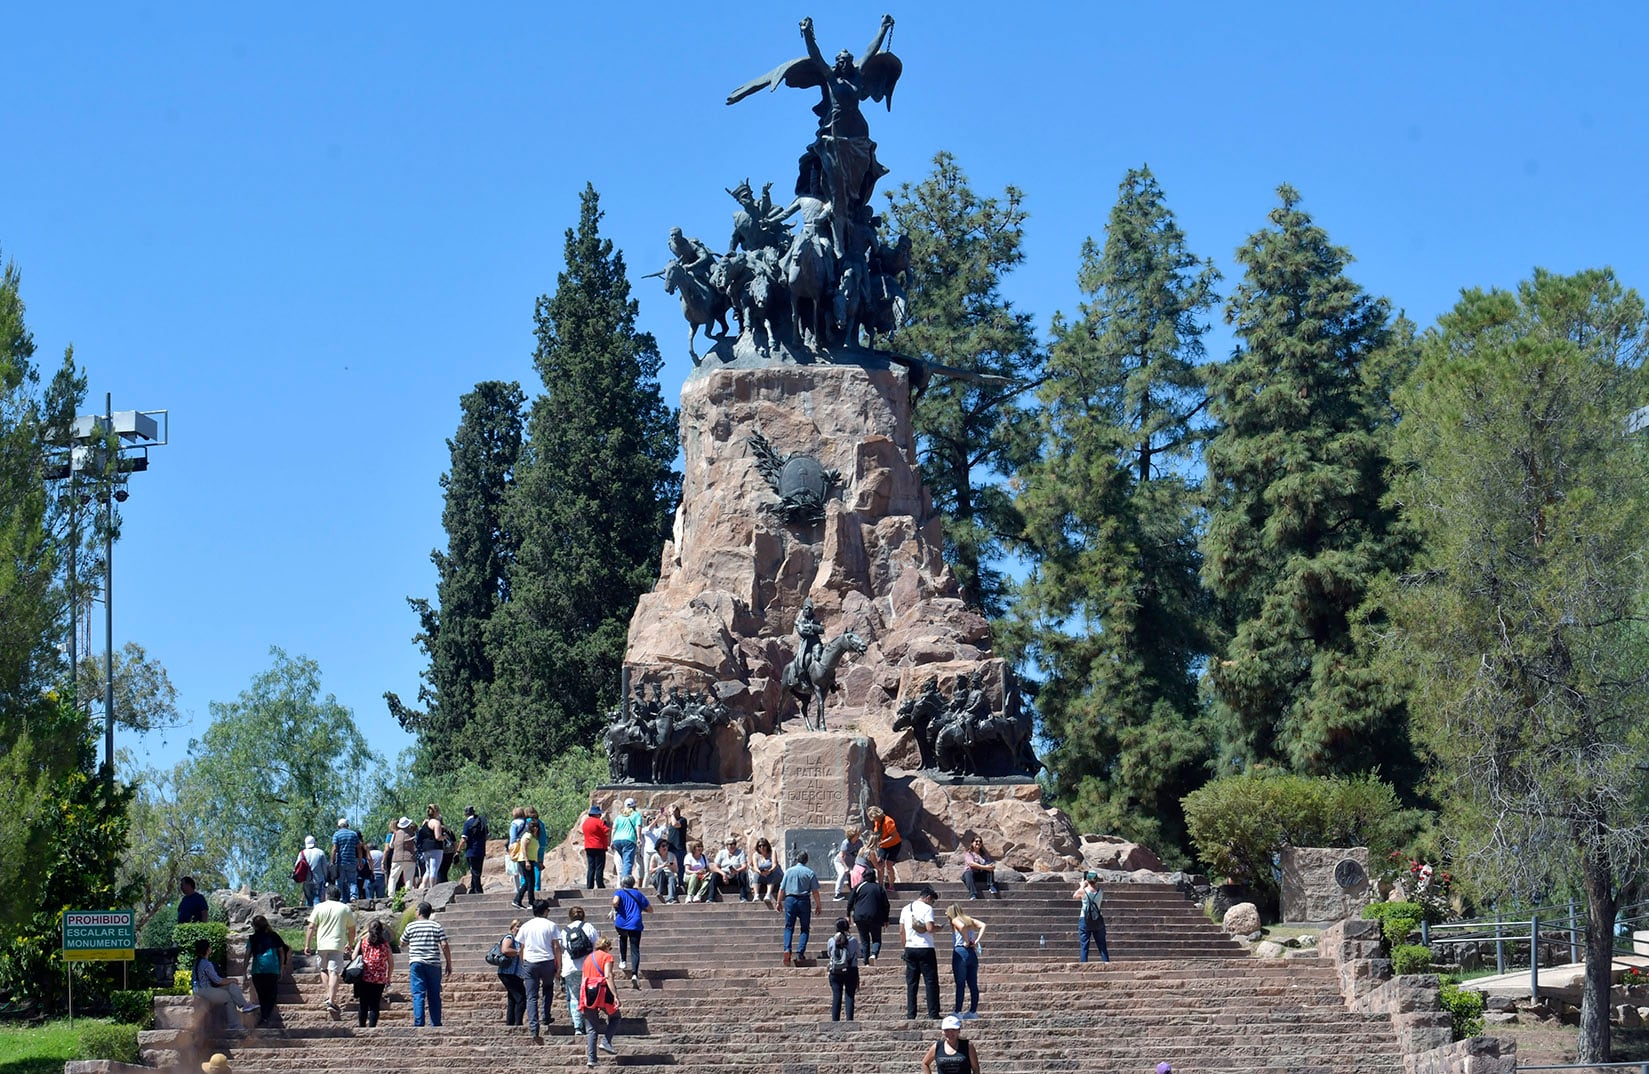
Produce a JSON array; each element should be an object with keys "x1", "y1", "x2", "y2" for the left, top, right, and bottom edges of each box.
[{"x1": 0, "y1": 1018, "x2": 114, "y2": 1074}]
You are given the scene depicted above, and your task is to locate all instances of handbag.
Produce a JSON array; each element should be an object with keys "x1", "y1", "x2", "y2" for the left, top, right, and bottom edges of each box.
[{"x1": 341, "y1": 954, "x2": 365, "y2": 984}]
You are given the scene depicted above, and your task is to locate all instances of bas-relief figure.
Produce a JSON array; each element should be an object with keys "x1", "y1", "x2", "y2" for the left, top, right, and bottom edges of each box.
[
  {"x1": 604, "y1": 681, "x2": 739, "y2": 784},
  {"x1": 893, "y1": 670, "x2": 1041, "y2": 779}
]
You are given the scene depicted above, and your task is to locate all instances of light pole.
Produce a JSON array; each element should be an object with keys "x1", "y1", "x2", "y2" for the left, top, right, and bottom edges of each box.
[{"x1": 46, "y1": 395, "x2": 168, "y2": 778}]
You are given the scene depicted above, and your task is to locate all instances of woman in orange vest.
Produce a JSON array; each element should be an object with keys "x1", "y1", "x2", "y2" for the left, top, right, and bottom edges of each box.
[{"x1": 865, "y1": 806, "x2": 902, "y2": 886}]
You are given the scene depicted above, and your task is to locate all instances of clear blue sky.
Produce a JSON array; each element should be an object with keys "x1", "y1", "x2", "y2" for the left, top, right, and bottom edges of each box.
[{"x1": 5, "y1": 2, "x2": 1646, "y2": 777}]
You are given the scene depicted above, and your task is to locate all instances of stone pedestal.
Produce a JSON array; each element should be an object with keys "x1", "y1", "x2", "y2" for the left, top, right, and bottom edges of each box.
[{"x1": 624, "y1": 362, "x2": 1006, "y2": 771}]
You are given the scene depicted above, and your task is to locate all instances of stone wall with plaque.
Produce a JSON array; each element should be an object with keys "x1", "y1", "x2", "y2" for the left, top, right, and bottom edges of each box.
[{"x1": 1280, "y1": 846, "x2": 1372, "y2": 923}]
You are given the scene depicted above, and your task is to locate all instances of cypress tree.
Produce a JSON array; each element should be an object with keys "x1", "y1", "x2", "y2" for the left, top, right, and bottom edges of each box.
[
  {"x1": 480, "y1": 186, "x2": 680, "y2": 766},
  {"x1": 389, "y1": 380, "x2": 524, "y2": 768},
  {"x1": 885, "y1": 152, "x2": 1043, "y2": 618},
  {"x1": 1014, "y1": 167, "x2": 1218, "y2": 859},
  {"x1": 1202, "y1": 185, "x2": 1414, "y2": 782}
]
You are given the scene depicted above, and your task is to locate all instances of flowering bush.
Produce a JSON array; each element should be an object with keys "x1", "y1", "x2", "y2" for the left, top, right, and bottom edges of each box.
[{"x1": 1379, "y1": 851, "x2": 1454, "y2": 924}]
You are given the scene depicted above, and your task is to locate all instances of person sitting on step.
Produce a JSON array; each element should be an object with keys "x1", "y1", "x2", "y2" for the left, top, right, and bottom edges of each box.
[
  {"x1": 683, "y1": 840, "x2": 714, "y2": 902},
  {"x1": 960, "y1": 835, "x2": 1001, "y2": 900},
  {"x1": 712, "y1": 834, "x2": 752, "y2": 902},
  {"x1": 190, "y1": 938, "x2": 258, "y2": 1024},
  {"x1": 647, "y1": 841, "x2": 682, "y2": 903},
  {"x1": 751, "y1": 837, "x2": 783, "y2": 909}
]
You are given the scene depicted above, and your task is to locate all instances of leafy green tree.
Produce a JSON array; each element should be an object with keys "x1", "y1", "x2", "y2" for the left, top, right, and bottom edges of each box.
[
  {"x1": 182, "y1": 647, "x2": 380, "y2": 891},
  {"x1": 77, "y1": 641, "x2": 182, "y2": 737},
  {"x1": 388, "y1": 380, "x2": 525, "y2": 768},
  {"x1": 1201, "y1": 185, "x2": 1415, "y2": 783},
  {"x1": 480, "y1": 186, "x2": 680, "y2": 766},
  {"x1": 0, "y1": 722, "x2": 138, "y2": 1010},
  {"x1": 123, "y1": 757, "x2": 228, "y2": 929},
  {"x1": 885, "y1": 152, "x2": 1043, "y2": 617},
  {"x1": 1386, "y1": 268, "x2": 1649, "y2": 1064},
  {"x1": 1014, "y1": 167, "x2": 1218, "y2": 859}
]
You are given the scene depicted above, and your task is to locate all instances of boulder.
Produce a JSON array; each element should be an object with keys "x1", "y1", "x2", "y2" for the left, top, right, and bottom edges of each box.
[
  {"x1": 216, "y1": 890, "x2": 285, "y2": 925},
  {"x1": 1224, "y1": 902, "x2": 1261, "y2": 936},
  {"x1": 1080, "y1": 834, "x2": 1165, "y2": 873},
  {"x1": 1617, "y1": 1004, "x2": 1642, "y2": 1028},
  {"x1": 1254, "y1": 940, "x2": 1287, "y2": 959}
]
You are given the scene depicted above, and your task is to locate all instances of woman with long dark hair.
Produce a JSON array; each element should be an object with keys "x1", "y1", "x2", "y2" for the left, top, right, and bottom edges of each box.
[
  {"x1": 355, "y1": 918, "x2": 394, "y2": 1027},
  {"x1": 246, "y1": 916, "x2": 289, "y2": 1027}
]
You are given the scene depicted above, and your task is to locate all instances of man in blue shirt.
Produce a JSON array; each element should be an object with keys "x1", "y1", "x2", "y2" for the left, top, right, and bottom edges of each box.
[
  {"x1": 779, "y1": 851, "x2": 822, "y2": 966},
  {"x1": 331, "y1": 818, "x2": 360, "y2": 902},
  {"x1": 177, "y1": 877, "x2": 208, "y2": 923}
]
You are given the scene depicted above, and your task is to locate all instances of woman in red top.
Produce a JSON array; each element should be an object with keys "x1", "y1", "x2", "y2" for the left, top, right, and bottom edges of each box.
[
  {"x1": 581, "y1": 805, "x2": 613, "y2": 891},
  {"x1": 580, "y1": 937, "x2": 622, "y2": 1064},
  {"x1": 354, "y1": 918, "x2": 394, "y2": 1028}
]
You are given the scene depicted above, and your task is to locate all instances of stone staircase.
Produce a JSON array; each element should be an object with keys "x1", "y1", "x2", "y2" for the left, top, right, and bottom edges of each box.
[{"x1": 195, "y1": 881, "x2": 1407, "y2": 1074}]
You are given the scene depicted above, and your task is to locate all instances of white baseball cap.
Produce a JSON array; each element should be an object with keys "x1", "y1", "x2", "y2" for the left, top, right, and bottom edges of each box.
[{"x1": 941, "y1": 1015, "x2": 962, "y2": 1030}]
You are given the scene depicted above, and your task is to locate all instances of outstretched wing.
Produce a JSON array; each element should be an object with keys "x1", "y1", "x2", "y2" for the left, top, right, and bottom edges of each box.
[
  {"x1": 860, "y1": 51, "x2": 902, "y2": 109},
  {"x1": 726, "y1": 56, "x2": 825, "y2": 106}
]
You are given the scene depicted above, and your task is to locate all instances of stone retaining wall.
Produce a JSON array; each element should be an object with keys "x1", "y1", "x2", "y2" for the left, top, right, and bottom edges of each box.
[{"x1": 1319, "y1": 917, "x2": 1516, "y2": 1074}]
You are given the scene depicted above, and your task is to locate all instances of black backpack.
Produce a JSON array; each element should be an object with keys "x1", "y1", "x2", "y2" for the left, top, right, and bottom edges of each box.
[
  {"x1": 564, "y1": 922, "x2": 594, "y2": 960},
  {"x1": 1083, "y1": 890, "x2": 1103, "y2": 926}
]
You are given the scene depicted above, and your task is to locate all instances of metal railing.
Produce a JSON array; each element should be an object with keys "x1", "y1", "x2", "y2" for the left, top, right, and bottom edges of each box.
[{"x1": 1421, "y1": 901, "x2": 1649, "y2": 1003}]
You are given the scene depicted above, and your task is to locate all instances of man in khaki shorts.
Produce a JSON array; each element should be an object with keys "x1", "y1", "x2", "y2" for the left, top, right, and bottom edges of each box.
[{"x1": 303, "y1": 885, "x2": 355, "y2": 1018}]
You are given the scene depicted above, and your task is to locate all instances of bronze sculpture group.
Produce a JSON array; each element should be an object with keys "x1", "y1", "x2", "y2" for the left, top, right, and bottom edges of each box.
[
  {"x1": 604, "y1": 683, "x2": 737, "y2": 785},
  {"x1": 893, "y1": 672, "x2": 1041, "y2": 779},
  {"x1": 655, "y1": 15, "x2": 911, "y2": 362}
]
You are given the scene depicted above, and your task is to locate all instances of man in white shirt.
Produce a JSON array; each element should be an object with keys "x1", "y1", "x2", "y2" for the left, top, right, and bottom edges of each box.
[
  {"x1": 559, "y1": 905, "x2": 600, "y2": 1033},
  {"x1": 900, "y1": 885, "x2": 941, "y2": 1020},
  {"x1": 712, "y1": 835, "x2": 752, "y2": 902},
  {"x1": 515, "y1": 899, "x2": 562, "y2": 1044}
]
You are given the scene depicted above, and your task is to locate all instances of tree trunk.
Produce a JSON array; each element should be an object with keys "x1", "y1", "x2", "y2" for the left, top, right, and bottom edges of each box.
[{"x1": 1578, "y1": 846, "x2": 1617, "y2": 1064}]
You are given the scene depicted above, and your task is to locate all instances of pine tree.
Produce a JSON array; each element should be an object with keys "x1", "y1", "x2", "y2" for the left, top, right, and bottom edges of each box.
[
  {"x1": 885, "y1": 152, "x2": 1043, "y2": 617},
  {"x1": 389, "y1": 380, "x2": 524, "y2": 768},
  {"x1": 1387, "y1": 269, "x2": 1649, "y2": 1064},
  {"x1": 0, "y1": 253, "x2": 83, "y2": 935},
  {"x1": 480, "y1": 186, "x2": 680, "y2": 767},
  {"x1": 1202, "y1": 185, "x2": 1414, "y2": 782},
  {"x1": 1013, "y1": 168, "x2": 1218, "y2": 859}
]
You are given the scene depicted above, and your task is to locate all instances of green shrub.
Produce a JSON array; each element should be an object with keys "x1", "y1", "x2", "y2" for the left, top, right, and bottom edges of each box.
[
  {"x1": 1363, "y1": 901, "x2": 1423, "y2": 950},
  {"x1": 78, "y1": 1022, "x2": 140, "y2": 1064},
  {"x1": 1182, "y1": 772, "x2": 1416, "y2": 896},
  {"x1": 1439, "y1": 981, "x2": 1485, "y2": 1039},
  {"x1": 1391, "y1": 943, "x2": 1433, "y2": 975},
  {"x1": 138, "y1": 906, "x2": 180, "y2": 949},
  {"x1": 108, "y1": 989, "x2": 155, "y2": 1027},
  {"x1": 171, "y1": 968, "x2": 192, "y2": 992},
  {"x1": 173, "y1": 922, "x2": 229, "y2": 970}
]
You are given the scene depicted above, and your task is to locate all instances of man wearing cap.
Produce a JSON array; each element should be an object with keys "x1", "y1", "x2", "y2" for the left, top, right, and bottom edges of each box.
[
  {"x1": 581, "y1": 804, "x2": 612, "y2": 890},
  {"x1": 921, "y1": 1014, "x2": 981, "y2": 1074},
  {"x1": 298, "y1": 836, "x2": 328, "y2": 907},
  {"x1": 713, "y1": 833, "x2": 752, "y2": 902},
  {"x1": 610, "y1": 797, "x2": 644, "y2": 884},
  {"x1": 779, "y1": 850, "x2": 822, "y2": 966},
  {"x1": 460, "y1": 806, "x2": 489, "y2": 894},
  {"x1": 901, "y1": 886, "x2": 942, "y2": 1020},
  {"x1": 387, "y1": 817, "x2": 416, "y2": 898},
  {"x1": 331, "y1": 818, "x2": 360, "y2": 902}
]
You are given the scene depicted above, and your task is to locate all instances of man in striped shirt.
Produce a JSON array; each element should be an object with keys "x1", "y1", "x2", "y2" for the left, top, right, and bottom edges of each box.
[{"x1": 401, "y1": 902, "x2": 453, "y2": 1027}]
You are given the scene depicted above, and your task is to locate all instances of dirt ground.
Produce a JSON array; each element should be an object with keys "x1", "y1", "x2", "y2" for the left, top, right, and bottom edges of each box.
[{"x1": 1493, "y1": 1021, "x2": 1649, "y2": 1068}]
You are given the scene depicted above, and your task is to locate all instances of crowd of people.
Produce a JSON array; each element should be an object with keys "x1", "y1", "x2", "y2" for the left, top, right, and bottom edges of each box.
[{"x1": 202, "y1": 796, "x2": 1120, "y2": 1071}]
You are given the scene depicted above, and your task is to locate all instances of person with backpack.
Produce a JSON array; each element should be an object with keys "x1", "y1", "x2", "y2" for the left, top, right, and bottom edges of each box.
[
  {"x1": 493, "y1": 918, "x2": 526, "y2": 1025},
  {"x1": 559, "y1": 906, "x2": 600, "y2": 1032},
  {"x1": 460, "y1": 806, "x2": 489, "y2": 895},
  {"x1": 245, "y1": 915, "x2": 289, "y2": 1027},
  {"x1": 825, "y1": 917, "x2": 862, "y2": 1021},
  {"x1": 847, "y1": 866, "x2": 891, "y2": 964},
  {"x1": 294, "y1": 836, "x2": 328, "y2": 907},
  {"x1": 1074, "y1": 871, "x2": 1110, "y2": 963},
  {"x1": 945, "y1": 904, "x2": 987, "y2": 1019},
  {"x1": 579, "y1": 937, "x2": 622, "y2": 1066},
  {"x1": 610, "y1": 875, "x2": 652, "y2": 989}
]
